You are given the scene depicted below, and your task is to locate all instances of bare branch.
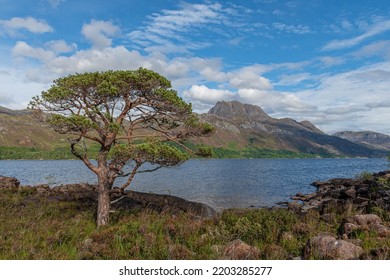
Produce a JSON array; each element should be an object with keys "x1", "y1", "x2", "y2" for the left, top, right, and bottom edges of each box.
[{"x1": 120, "y1": 162, "x2": 142, "y2": 191}]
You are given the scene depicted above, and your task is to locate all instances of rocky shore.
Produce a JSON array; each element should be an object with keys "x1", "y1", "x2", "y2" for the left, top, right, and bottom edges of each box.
[
  {"x1": 288, "y1": 170, "x2": 390, "y2": 259},
  {"x1": 289, "y1": 170, "x2": 390, "y2": 213},
  {"x1": 1, "y1": 171, "x2": 390, "y2": 260},
  {"x1": 0, "y1": 175, "x2": 217, "y2": 218}
]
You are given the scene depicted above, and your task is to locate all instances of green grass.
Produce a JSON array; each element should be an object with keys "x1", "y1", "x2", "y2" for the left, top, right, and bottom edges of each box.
[
  {"x1": 1, "y1": 141, "x2": 333, "y2": 160},
  {"x1": 0, "y1": 145, "x2": 100, "y2": 160},
  {"x1": 1, "y1": 187, "x2": 389, "y2": 259}
]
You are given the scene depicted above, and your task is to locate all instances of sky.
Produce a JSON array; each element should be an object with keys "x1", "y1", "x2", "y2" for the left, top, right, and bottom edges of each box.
[{"x1": 1, "y1": 0, "x2": 390, "y2": 134}]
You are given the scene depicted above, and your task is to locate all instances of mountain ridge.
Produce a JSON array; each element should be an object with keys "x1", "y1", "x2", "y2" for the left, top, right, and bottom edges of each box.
[
  {"x1": 334, "y1": 131, "x2": 390, "y2": 151},
  {"x1": 0, "y1": 101, "x2": 388, "y2": 158},
  {"x1": 193, "y1": 100, "x2": 387, "y2": 157}
]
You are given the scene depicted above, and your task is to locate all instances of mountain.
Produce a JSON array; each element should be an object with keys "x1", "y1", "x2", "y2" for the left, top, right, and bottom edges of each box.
[
  {"x1": 0, "y1": 106, "x2": 67, "y2": 149},
  {"x1": 334, "y1": 131, "x2": 390, "y2": 151},
  {"x1": 0, "y1": 106, "x2": 31, "y2": 116},
  {"x1": 193, "y1": 101, "x2": 387, "y2": 157},
  {"x1": 0, "y1": 102, "x2": 387, "y2": 158}
]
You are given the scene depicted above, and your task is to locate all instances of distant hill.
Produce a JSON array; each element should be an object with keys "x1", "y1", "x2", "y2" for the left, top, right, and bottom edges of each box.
[
  {"x1": 0, "y1": 106, "x2": 31, "y2": 116},
  {"x1": 0, "y1": 106, "x2": 68, "y2": 150},
  {"x1": 0, "y1": 102, "x2": 387, "y2": 158},
  {"x1": 192, "y1": 101, "x2": 387, "y2": 157},
  {"x1": 334, "y1": 131, "x2": 390, "y2": 151}
]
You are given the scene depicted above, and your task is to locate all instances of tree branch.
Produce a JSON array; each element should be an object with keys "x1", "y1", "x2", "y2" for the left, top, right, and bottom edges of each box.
[
  {"x1": 70, "y1": 135, "x2": 99, "y2": 174},
  {"x1": 120, "y1": 161, "x2": 142, "y2": 191}
]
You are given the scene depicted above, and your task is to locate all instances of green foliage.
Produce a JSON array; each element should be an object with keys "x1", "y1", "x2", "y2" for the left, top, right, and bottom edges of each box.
[
  {"x1": 357, "y1": 171, "x2": 375, "y2": 181},
  {"x1": 135, "y1": 141, "x2": 189, "y2": 165},
  {"x1": 110, "y1": 140, "x2": 189, "y2": 166},
  {"x1": 195, "y1": 146, "x2": 214, "y2": 157},
  {"x1": 184, "y1": 114, "x2": 214, "y2": 135}
]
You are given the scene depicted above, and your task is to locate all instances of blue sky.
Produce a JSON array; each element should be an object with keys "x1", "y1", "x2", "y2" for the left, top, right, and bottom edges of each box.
[{"x1": 1, "y1": 0, "x2": 390, "y2": 134}]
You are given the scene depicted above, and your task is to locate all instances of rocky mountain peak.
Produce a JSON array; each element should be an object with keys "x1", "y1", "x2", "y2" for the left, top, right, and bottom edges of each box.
[
  {"x1": 334, "y1": 131, "x2": 390, "y2": 150},
  {"x1": 208, "y1": 100, "x2": 270, "y2": 122}
]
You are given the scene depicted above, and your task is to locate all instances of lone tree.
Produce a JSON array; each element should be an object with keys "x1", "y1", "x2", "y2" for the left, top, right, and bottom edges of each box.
[{"x1": 29, "y1": 68, "x2": 212, "y2": 227}]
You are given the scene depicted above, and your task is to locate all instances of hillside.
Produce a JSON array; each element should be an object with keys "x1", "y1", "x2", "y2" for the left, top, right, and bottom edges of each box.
[
  {"x1": 192, "y1": 101, "x2": 387, "y2": 157},
  {"x1": 0, "y1": 102, "x2": 387, "y2": 158},
  {"x1": 0, "y1": 106, "x2": 67, "y2": 150},
  {"x1": 334, "y1": 131, "x2": 390, "y2": 151}
]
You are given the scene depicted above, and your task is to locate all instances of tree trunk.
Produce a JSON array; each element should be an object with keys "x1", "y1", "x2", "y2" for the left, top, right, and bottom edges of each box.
[{"x1": 96, "y1": 171, "x2": 112, "y2": 228}]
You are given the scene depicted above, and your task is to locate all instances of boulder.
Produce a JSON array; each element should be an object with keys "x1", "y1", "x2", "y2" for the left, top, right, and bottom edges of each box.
[
  {"x1": 0, "y1": 176, "x2": 20, "y2": 188},
  {"x1": 36, "y1": 184, "x2": 51, "y2": 196},
  {"x1": 304, "y1": 233, "x2": 364, "y2": 260},
  {"x1": 341, "y1": 188, "x2": 357, "y2": 199},
  {"x1": 345, "y1": 214, "x2": 382, "y2": 226},
  {"x1": 343, "y1": 223, "x2": 360, "y2": 236},
  {"x1": 222, "y1": 239, "x2": 260, "y2": 260},
  {"x1": 287, "y1": 201, "x2": 302, "y2": 212},
  {"x1": 370, "y1": 224, "x2": 390, "y2": 238},
  {"x1": 343, "y1": 214, "x2": 390, "y2": 237}
]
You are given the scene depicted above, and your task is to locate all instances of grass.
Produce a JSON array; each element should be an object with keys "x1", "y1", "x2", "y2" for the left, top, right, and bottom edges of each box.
[
  {"x1": 0, "y1": 145, "x2": 100, "y2": 160},
  {"x1": 1, "y1": 142, "x2": 332, "y2": 160},
  {"x1": 1, "y1": 187, "x2": 389, "y2": 259}
]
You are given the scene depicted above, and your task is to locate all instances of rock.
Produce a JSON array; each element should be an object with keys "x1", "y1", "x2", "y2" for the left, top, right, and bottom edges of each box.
[
  {"x1": 222, "y1": 239, "x2": 260, "y2": 260},
  {"x1": 124, "y1": 191, "x2": 217, "y2": 218},
  {"x1": 345, "y1": 214, "x2": 382, "y2": 226},
  {"x1": 341, "y1": 188, "x2": 357, "y2": 199},
  {"x1": 353, "y1": 197, "x2": 369, "y2": 205},
  {"x1": 16, "y1": 180, "x2": 217, "y2": 218},
  {"x1": 0, "y1": 176, "x2": 20, "y2": 188},
  {"x1": 301, "y1": 171, "x2": 390, "y2": 215},
  {"x1": 356, "y1": 186, "x2": 369, "y2": 196},
  {"x1": 370, "y1": 224, "x2": 390, "y2": 237},
  {"x1": 343, "y1": 214, "x2": 390, "y2": 238},
  {"x1": 304, "y1": 233, "x2": 364, "y2": 260},
  {"x1": 343, "y1": 223, "x2": 360, "y2": 236},
  {"x1": 36, "y1": 184, "x2": 51, "y2": 196},
  {"x1": 287, "y1": 202, "x2": 302, "y2": 212}
]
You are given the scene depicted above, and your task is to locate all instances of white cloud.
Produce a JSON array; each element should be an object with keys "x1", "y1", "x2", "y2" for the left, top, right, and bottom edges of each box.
[
  {"x1": 128, "y1": 2, "x2": 233, "y2": 54},
  {"x1": 10, "y1": 42, "x2": 203, "y2": 86},
  {"x1": 193, "y1": 63, "x2": 271, "y2": 91},
  {"x1": 45, "y1": 40, "x2": 76, "y2": 54},
  {"x1": 237, "y1": 88, "x2": 316, "y2": 114},
  {"x1": 365, "y1": 100, "x2": 390, "y2": 109},
  {"x1": 352, "y1": 40, "x2": 390, "y2": 59},
  {"x1": 290, "y1": 62, "x2": 390, "y2": 133},
  {"x1": 0, "y1": 68, "x2": 47, "y2": 109},
  {"x1": 229, "y1": 68, "x2": 272, "y2": 90},
  {"x1": 272, "y1": 22, "x2": 311, "y2": 34},
  {"x1": 47, "y1": 0, "x2": 65, "y2": 8},
  {"x1": 12, "y1": 41, "x2": 55, "y2": 62},
  {"x1": 317, "y1": 56, "x2": 346, "y2": 67},
  {"x1": 0, "y1": 17, "x2": 53, "y2": 35},
  {"x1": 81, "y1": 20, "x2": 119, "y2": 49},
  {"x1": 183, "y1": 85, "x2": 234, "y2": 105},
  {"x1": 276, "y1": 73, "x2": 312, "y2": 86},
  {"x1": 322, "y1": 19, "x2": 390, "y2": 51}
]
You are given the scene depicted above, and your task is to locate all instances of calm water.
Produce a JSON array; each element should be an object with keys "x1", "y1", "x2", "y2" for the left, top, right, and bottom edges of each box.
[{"x1": 1, "y1": 158, "x2": 388, "y2": 210}]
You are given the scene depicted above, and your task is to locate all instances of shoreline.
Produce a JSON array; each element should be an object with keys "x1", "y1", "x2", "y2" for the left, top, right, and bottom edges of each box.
[{"x1": 1, "y1": 171, "x2": 390, "y2": 260}]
